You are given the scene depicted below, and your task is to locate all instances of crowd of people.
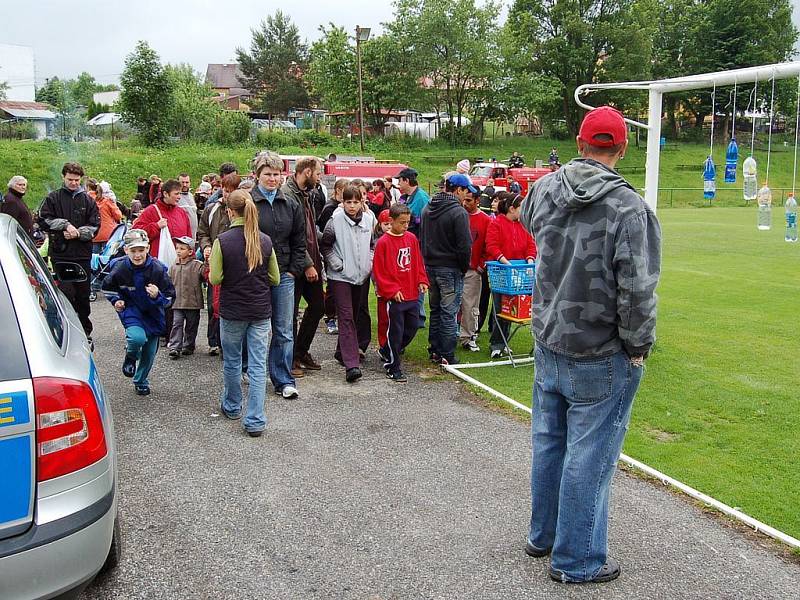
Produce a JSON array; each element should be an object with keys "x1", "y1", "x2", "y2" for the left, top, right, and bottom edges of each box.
[
  {"x1": 1, "y1": 106, "x2": 663, "y2": 585},
  {"x1": 5, "y1": 152, "x2": 539, "y2": 410}
]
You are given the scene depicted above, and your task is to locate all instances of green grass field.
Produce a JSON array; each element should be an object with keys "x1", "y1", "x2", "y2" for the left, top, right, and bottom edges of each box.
[
  {"x1": 413, "y1": 208, "x2": 799, "y2": 540},
  {"x1": 4, "y1": 134, "x2": 800, "y2": 210}
]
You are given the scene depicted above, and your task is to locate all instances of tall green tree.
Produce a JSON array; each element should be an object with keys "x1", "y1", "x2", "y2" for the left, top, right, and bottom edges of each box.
[
  {"x1": 307, "y1": 24, "x2": 357, "y2": 113},
  {"x1": 389, "y1": 0, "x2": 500, "y2": 144},
  {"x1": 68, "y1": 72, "x2": 100, "y2": 107},
  {"x1": 164, "y1": 63, "x2": 218, "y2": 140},
  {"x1": 236, "y1": 11, "x2": 309, "y2": 116},
  {"x1": 118, "y1": 41, "x2": 174, "y2": 146},
  {"x1": 507, "y1": 0, "x2": 655, "y2": 136},
  {"x1": 36, "y1": 76, "x2": 71, "y2": 111},
  {"x1": 307, "y1": 25, "x2": 424, "y2": 131},
  {"x1": 654, "y1": 0, "x2": 797, "y2": 136}
]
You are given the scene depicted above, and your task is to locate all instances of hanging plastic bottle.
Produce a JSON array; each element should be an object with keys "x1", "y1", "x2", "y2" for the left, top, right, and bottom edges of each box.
[
  {"x1": 786, "y1": 194, "x2": 798, "y2": 242},
  {"x1": 743, "y1": 156, "x2": 758, "y2": 201},
  {"x1": 757, "y1": 183, "x2": 772, "y2": 230},
  {"x1": 703, "y1": 156, "x2": 716, "y2": 200},
  {"x1": 724, "y1": 138, "x2": 738, "y2": 183}
]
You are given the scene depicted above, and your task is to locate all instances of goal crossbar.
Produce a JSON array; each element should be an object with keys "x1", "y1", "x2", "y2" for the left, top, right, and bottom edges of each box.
[{"x1": 574, "y1": 61, "x2": 800, "y2": 211}]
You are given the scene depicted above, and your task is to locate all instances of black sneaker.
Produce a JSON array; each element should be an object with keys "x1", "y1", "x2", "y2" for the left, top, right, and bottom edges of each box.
[
  {"x1": 345, "y1": 367, "x2": 362, "y2": 383},
  {"x1": 181, "y1": 348, "x2": 194, "y2": 356},
  {"x1": 246, "y1": 429, "x2": 263, "y2": 438},
  {"x1": 386, "y1": 371, "x2": 407, "y2": 383},
  {"x1": 169, "y1": 349, "x2": 180, "y2": 360},
  {"x1": 524, "y1": 541, "x2": 551, "y2": 558},
  {"x1": 135, "y1": 385, "x2": 150, "y2": 396},
  {"x1": 550, "y1": 557, "x2": 620, "y2": 584},
  {"x1": 122, "y1": 353, "x2": 137, "y2": 378}
]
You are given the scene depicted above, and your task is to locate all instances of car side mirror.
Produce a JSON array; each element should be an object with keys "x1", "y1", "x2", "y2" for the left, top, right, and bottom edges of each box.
[{"x1": 53, "y1": 262, "x2": 88, "y2": 283}]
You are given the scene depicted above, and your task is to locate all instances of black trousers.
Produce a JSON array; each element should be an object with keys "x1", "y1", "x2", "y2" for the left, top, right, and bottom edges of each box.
[
  {"x1": 57, "y1": 259, "x2": 92, "y2": 336},
  {"x1": 293, "y1": 273, "x2": 325, "y2": 358},
  {"x1": 356, "y1": 278, "x2": 372, "y2": 352},
  {"x1": 384, "y1": 299, "x2": 419, "y2": 375},
  {"x1": 478, "y1": 269, "x2": 492, "y2": 333}
]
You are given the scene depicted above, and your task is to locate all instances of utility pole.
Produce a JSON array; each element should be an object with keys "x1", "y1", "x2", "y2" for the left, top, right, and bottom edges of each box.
[{"x1": 355, "y1": 25, "x2": 371, "y2": 153}]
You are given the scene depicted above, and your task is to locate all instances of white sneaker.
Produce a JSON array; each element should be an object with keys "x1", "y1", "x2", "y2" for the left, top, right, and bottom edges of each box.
[
  {"x1": 462, "y1": 340, "x2": 480, "y2": 352},
  {"x1": 282, "y1": 385, "x2": 299, "y2": 399},
  {"x1": 490, "y1": 349, "x2": 503, "y2": 359}
]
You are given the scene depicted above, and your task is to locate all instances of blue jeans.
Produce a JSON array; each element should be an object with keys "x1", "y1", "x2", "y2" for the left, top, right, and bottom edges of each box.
[
  {"x1": 220, "y1": 318, "x2": 271, "y2": 433},
  {"x1": 426, "y1": 266, "x2": 464, "y2": 362},
  {"x1": 125, "y1": 326, "x2": 159, "y2": 389},
  {"x1": 528, "y1": 345, "x2": 643, "y2": 582},
  {"x1": 269, "y1": 273, "x2": 295, "y2": 391}
]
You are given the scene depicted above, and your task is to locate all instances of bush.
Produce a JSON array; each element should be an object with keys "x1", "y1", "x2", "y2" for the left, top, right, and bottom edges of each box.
[
  {"x1": 255, "y1": 128, "x2": 298, "y2": 149},
  {"x1": 439, "y1": 123, "x2": 477, "y2": 146},
  {"x1": 213, "y1": 111, "x2": 251, "y2": 146},
  {"x1": 0, "y1": 121, "x2": 38, "y2": 140},
  {"x1": 547, "y1": 122, "x2": 570, "y2": 140},
  {"x1": 299, "y1": 128, "x2": 336, "y2": 146}
]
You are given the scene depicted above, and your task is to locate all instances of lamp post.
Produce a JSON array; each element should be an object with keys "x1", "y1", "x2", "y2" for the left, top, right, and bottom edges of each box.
[{"x1": 355, "y1": 25, "x2": 371, "y2": 152}]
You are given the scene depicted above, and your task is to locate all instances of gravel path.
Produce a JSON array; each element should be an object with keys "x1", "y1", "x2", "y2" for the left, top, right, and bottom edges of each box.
[{"x1": 83, "y1": 301, "x2": 800, "y2": 599}]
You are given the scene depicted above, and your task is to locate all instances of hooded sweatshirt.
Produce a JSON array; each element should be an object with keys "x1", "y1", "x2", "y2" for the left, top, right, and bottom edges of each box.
[
  {"x1": 419, "y1": 191, "x2": 472, "y2": 273},
  {"x1": 521, "y1": 158, "x2": 661, "y2": 359}
]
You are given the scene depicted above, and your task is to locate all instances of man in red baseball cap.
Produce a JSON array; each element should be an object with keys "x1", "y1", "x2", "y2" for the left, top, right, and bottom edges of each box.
[{"x1": 518, "y1": 107, "x2": 662, "y2": 584}]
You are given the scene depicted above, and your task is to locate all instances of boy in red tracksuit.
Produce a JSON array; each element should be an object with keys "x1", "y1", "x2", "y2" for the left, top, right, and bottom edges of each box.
[
  {"x1": 373, "y1": 204, "x2": 429, "y2": 383},
  {"x1": 459, "y1": 188, "x2": 491, "y2": 352}
]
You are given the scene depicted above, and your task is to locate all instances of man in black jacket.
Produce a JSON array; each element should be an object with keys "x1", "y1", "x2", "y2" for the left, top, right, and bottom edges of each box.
[
  {"x1": 281, "y1": 156, "x2": 326, "y2": 377},
  {"x1": 419, "y1": 172, "x2": 473, "y2": 365},
  {"x1": 39, "y1": 162, "x2": 99, "y2": 339},
  {"x1": 250, "y1": 151, "x2": 306, "y2": 400}
]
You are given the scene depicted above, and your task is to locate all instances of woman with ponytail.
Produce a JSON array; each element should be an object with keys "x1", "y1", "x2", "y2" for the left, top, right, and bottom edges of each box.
[{"x1": 209, "y1": 190, "x2": 280, "y2": 437}]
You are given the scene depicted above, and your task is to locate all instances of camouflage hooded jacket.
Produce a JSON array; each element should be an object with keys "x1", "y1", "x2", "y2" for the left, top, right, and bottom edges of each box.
[{"x1": 521, "y1": 158, "x2": 661, "y2": 358}]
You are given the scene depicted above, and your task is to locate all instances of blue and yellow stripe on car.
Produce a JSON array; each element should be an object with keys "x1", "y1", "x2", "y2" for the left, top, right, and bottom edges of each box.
[{"x1": 0, "y1": 392, "x2": 30, "y2": 427}]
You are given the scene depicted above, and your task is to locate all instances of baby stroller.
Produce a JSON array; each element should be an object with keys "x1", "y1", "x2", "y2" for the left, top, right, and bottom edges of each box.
[{"x1": 89, "y1": 222, "x2": 128, "y2": 301}]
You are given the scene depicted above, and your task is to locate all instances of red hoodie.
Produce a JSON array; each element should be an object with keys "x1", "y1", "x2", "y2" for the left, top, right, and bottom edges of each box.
[
  {"x1": 373, "y1": 231, "x2": 429, "y2": 300},
  {"x1": 486, "y1": 213, "x2": 537, "y2": 262},
  {"x1": 132, "y1": 199, "x2": 192, "y2": 258},
  {"x1": 467, "y1": 209, "x2": 491, "y2": 271}
]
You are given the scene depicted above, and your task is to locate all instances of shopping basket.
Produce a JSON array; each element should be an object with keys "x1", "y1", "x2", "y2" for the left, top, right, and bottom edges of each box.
[{"x1": 486, "y1": 260, "x2": 535, "y2": 295}]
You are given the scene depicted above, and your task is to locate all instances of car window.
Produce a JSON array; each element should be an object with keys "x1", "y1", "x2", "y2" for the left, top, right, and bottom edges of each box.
[
  {"x1": 0, "y1": 266, "x2": 31, "y2": 382},
  {"x1": 16, "y1": 233, "x2": 65, "y2": 348}
]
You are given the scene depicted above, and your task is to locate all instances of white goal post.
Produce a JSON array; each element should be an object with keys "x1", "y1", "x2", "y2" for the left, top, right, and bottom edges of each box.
[{"x1": 574, "y1": 61, "x2": 800, "y2": 212}]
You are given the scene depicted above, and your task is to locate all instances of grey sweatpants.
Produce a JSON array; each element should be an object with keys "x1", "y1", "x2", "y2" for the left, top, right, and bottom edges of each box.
[{"x1": 168, "y1": 309, "x2": 201, "y2": 351}]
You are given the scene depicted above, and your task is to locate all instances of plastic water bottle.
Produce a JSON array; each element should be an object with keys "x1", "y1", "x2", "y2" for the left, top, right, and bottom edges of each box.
[
  {"x1": 757, "y1": 184, "x2": 772, "y2": 230},
  {"x1": 724, "y1": 138, "x2": 738, "y2": 183},
  {"x1": 743, "y1": 156, "x2": 758, "y2": 201},
  {"x1": 703, "y1": 156, "x2": 716, "y2": 200},
  {"x1": 786, "y1": 194, "x2": 798, "y2": 242}
]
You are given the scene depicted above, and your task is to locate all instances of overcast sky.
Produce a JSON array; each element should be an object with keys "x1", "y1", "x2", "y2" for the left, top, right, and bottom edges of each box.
[
  {"x1": 4, "y1": 0, "x2": 800, "y2": 85},
  {"x1": 3, "y1": 0, "x2": 397, "y2": 84}
]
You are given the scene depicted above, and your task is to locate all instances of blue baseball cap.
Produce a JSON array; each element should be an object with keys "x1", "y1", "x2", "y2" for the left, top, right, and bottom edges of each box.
[{"x1": 446, "y1": 173, "x2": 477, "y2": 194}]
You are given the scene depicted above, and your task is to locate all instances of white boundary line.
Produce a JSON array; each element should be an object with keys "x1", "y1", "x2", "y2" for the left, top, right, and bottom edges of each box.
[{"x1": 442, "y1": 362, "x2": 800, "y2": 550}]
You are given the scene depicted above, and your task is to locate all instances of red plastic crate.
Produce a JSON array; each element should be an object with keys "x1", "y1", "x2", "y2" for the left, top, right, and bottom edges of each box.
[{"x1": 500, "y1": 294, "x2": 531, "y2": 320}]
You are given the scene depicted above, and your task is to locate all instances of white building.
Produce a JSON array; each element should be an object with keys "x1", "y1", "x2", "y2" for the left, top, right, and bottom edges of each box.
[
  {"x1": 0, "y1": 43, "x2": 36, "y2": 102},
  {"x1": 92, "y1": 90, "x2": 120, "y2": 106}
]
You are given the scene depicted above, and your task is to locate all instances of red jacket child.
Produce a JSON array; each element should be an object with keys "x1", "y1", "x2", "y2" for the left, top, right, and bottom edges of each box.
[
  {"x1": 467, "y1": 208, "x2": 492, "y2": 271},
  {"x1": 486, "y1": 213, "x2": 537, "y2": 262},
  {"x1": 133, "y1": 198, "x2": 192, "y2": 259},
  {"x1": 373, "y1": 230, "x2": 429, "y2": 301}
]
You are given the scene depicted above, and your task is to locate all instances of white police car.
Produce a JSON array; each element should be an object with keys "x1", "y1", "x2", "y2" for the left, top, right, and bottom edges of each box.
[{"x1": 0, "y1": 214, "x2": 120, "y2": 599}]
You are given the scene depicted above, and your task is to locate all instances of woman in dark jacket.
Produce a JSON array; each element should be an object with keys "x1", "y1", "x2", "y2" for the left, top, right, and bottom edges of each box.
[
  {"x1": 209, "y1": 190, "x2": 280, "y2": 437},
  {"x1": 3, "y1": 176, "x2": 34, "y2": 236}
]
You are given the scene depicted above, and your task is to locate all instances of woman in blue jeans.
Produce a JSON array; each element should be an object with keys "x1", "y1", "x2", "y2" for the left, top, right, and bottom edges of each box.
[{"x1": 209, "y1": 190, "x2": 280, "y2": 437}]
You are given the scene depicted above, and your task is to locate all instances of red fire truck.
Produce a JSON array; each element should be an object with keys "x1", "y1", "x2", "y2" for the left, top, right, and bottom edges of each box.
[{"x1": 468, "y1": 161, "x2": 553, "y2": 196}]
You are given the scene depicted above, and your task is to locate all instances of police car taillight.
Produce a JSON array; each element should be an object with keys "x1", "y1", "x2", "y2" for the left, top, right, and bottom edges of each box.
[{"x1": 34, "y1": 378, "x2": 108, "y2": 482}]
